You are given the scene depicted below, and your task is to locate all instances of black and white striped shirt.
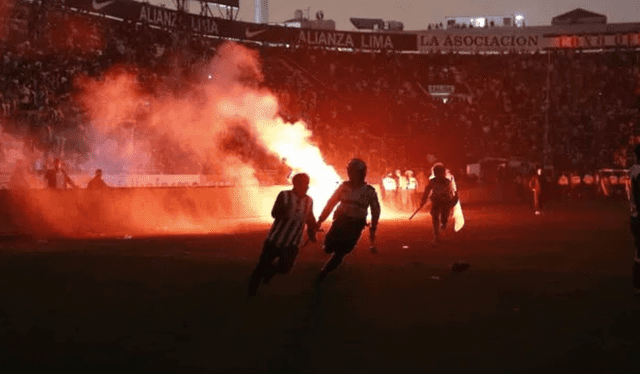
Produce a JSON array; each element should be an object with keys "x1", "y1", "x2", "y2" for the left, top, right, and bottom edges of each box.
[{"x1": 266, "y1": 190, "x2": 316, "y2": 248}]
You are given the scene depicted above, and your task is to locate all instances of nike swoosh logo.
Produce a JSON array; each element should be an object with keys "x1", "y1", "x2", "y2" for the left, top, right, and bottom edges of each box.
[
  {"x1": 245, "y1": 28, "x2": 267, "y2": 38},
  {"x1": 92, "y1": 0, "x2": 116, "y2": 11}
]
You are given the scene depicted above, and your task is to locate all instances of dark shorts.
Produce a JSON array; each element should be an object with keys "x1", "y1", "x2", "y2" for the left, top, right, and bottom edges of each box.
[
  {"x1": 262, "y1": 240, "x2": 299, "y2": 274},
  {"x1": 430, "y1": 198, "x2": 453, "y2": 216},
  {"x1": 324, "y1": 215, "x2": 367, "y2": 255}
]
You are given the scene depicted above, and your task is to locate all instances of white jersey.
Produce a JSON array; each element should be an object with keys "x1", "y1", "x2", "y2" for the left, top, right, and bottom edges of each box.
[
  {"x1": 382, "y1": 177, "x2": 397, "y2": 191},
  {"x1": 629, "y1": 164, "x2": 640, "y2": 218},
  {"x1": 397, "y1": 176, "x2": 408, "y2": 190},
  {"x1": 319, "y1": 181, "x2": 381, "y2": 227},
  {"x1": 407, "y1": 177, "x2": 418, "y2": 190}
]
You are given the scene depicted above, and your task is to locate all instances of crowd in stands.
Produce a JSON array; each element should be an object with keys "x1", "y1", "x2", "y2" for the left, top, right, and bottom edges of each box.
[
  {"x1": 0, "y1": 0, "x2": 638, "y2": 191},
  {"x1": 0, "y1": 0, "x2": 221, "y2": 173},
  {"x1": 272, "y1": 47, "x2": 638, "y2": 183}
]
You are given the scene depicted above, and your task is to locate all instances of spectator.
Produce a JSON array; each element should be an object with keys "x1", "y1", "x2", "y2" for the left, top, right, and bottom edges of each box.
[
  {"x1": 44, "y1": 158, "x2": 75, "y2": 189},
  {"x1": 87, "y1": 168, "x2": 108, "y2": 189}
]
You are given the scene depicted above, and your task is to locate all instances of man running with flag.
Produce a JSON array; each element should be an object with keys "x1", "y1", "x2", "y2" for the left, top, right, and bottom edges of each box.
[{"x1": 412, "y1": 163, "x2": 463, "y2": 245}]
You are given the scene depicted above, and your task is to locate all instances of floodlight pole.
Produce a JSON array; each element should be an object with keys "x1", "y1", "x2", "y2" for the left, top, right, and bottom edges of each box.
[
  {"x1": 173, "y1": 0, "x2": 188, "y2": 14},
  {"x1": 172, "y1": 0, "x2": 188, "y2": 36},
  {"x1": 543, "y1": 50, "x2": 552, "y2": 168}
]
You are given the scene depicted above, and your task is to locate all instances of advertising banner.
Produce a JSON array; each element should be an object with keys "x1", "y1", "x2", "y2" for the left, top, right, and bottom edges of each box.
[
  {"x1": 65, "y1": 1, "x2": 640, "y2": 52},
  {"x1": 418, "y1": 32, "x2": 549, "y2": 52},
  {"x1": 65, "y1": 0, "x2": 417, "y2": 50},
  {"x1": 428, "y1": 85, "x2": 455, "y2": 96},
  {"x1": 65, "y1": 0, "x2": 243, "y2": 37},
  {"x1": 65, "y1": 0, "x2": 142, "y2": 19},
  {"x1": 549, "y1": 33, "x2": 640, "y2": 49},
  {"x1": 293, "y1": 29, "x2": 416, "y2": 50},
  {"x1": 418, "y1": 29, "x2": 640, "y2": 52}
]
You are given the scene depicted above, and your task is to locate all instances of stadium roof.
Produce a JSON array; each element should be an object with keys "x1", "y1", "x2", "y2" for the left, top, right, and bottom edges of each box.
[
  {"x1": 350, "y1": 18, "x2": 385, "y2": 30},
  {"x1": 409, "y1": 22, "x2": 640, "y2": 36},
  {"x1": 552, "y1": 8, "x2": 606, "y2": 25},
  {"x1": 200, "y1": 0, "x2": 239, "y2": 7}
]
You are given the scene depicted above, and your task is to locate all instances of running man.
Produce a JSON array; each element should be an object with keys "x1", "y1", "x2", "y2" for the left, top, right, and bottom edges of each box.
[
  {"x1": 248, "y1": 173, "x2": 318, "y2": 297},
  {"x1": 420, "y1": 163, "x2": 457, "y2": 245},
  {"x1": 315, "y1": 159, "x2": 381, "y2": 284}
]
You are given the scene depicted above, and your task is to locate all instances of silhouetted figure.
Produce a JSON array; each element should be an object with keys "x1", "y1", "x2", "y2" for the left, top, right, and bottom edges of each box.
[
  {"x1": 43, "y1": 158, "x2": 75, "y2": 189},
  {"x1": 315, "y1": 159, "x2": 381, "y2": 284},
  {"x1": 87, "y1": 169, "x2": 108, "y2": 189},
  {"x1": 248, "y1": 173, "x2": 317, "y2": 297},
  {"x1": 558, "y1": 172, "x2": 570, "y2": 199},
  {"x1": 421, "y1": 163, "x2": 457, "y2": 245},
  {"x1": 529, "y1": 167, "x2": 543, "y2": 215}
]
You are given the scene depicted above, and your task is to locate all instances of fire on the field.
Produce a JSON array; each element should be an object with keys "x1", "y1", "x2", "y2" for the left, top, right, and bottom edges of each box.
[{"x1": 2, "y1": 42, "x2": 345, "y2": 237}]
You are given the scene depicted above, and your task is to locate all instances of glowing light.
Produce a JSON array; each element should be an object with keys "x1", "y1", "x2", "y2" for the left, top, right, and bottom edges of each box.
[
  {"x1": 473, "y1": 17, "x2": 486, "y2": 28},
  {"x1": 7, "y1": 42, "x2": 343, "y2": 237}
]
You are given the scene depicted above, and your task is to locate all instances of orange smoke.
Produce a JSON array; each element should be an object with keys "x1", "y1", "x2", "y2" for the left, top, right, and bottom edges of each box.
[
  {"x1": 0, "y1": 123, "x2": 41, "y2": 183},
  {"x1": 7, "y1": 42, "x2": 342, "y2": 237},
  {"x1": 77, "y1": 42, "x2": 341, "y2": 212},
  {"x1": 3, "y1": 187, "x2": 282, "y2": 238}
]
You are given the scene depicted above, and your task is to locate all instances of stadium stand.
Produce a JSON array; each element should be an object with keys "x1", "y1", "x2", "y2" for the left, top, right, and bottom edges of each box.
[{"x1": 0, "y1": 0, "x2": 638, "y2": 195}]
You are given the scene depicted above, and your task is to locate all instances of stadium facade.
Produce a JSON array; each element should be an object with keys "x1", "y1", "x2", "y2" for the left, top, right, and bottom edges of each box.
[{"x1": 64, "y1": 0, "x2": 640, "y2": 53}]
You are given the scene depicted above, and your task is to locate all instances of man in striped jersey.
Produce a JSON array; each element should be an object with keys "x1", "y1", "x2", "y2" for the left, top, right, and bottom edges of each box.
[
  {"x1": 315, "y1": 159, "x2": 381, "y2": 284},
  {"x1": 248, "y1": 173, "x2": 318, "y2": 297},
  {"x1": 629, "y1": 144, "x2": 640, "y2": 296}
]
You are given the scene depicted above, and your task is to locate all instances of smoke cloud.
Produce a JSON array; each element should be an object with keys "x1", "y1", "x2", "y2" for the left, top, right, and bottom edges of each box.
[
  {"x1": 5, "y1": 41, "x2": 342, "y2": 237},
  {"x1": 77, "y1": 43, "x2": 306, "y2": 182}
]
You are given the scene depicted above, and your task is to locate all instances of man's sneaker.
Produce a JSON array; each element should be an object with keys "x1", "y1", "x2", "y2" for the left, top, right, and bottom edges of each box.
[{"x1": 263, "y1": 267, "x2": 276, "y2": 284}]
